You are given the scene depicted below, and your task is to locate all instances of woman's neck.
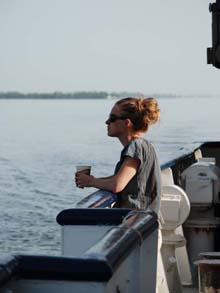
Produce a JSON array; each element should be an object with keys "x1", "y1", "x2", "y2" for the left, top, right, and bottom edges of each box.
[{"x1": 119, "y1": 132, "x2": 143, "y2": 147}]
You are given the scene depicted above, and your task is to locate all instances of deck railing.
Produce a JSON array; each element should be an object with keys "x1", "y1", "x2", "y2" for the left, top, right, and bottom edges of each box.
[{"x1": 0, "y1": 209, "x2": 158, "y2": 293}]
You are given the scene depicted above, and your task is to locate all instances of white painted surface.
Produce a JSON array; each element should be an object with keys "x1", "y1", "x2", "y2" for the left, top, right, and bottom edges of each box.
[
  {"x1": 62, "y1": 225, "x2": 114, "y2": 256},
  {"x1": 175, "y1": 226, "x2": 193, "y2": 286},
  {"x1": 160, "y1": 184, "x2": 191, "y2": 292},
  {"x1": 181, "y1": 161, "x2": 220, "y2": 204},
  {"x1": 161, "y1": 168, "x2": 174, "y2": 186},
  {"x1": 161, "y1": 185, "x2": 190, "y2": 230}
]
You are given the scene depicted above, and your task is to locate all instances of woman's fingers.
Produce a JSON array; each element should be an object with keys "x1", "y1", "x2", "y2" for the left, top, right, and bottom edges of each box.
[{"x1": 75, "y1": 173, "x2": 88, "y2": 188}]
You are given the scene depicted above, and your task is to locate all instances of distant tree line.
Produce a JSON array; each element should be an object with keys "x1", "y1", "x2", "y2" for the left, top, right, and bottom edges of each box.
[
  {"x1": 0, "y1": 91, "x2": 110, "y2": 99},
  {"x1": 0, "y1": 91, "x2": 189, "y2": 99}
]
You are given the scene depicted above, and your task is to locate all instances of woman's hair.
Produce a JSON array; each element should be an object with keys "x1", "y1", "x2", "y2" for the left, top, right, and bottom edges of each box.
[{"x1": 115, "y1": 97, "x2": 160, "y2": 132}]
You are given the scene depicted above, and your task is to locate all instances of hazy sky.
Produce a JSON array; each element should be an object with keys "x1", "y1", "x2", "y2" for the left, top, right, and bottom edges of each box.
[{"x1": 0, "y1": 0, "x2": 219, "y2": 94}]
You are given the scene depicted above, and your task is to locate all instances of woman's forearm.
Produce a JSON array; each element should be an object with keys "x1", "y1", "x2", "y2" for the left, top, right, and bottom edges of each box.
[
  {"x1": 75, "y1": 173, "x2": 119, "y2": 192},
  {"x1": 75, "y1": 157, "x2": 139, "y2": 192},
  {"x1": 91, "y1": 176, "x2": 119, "y2": 193}
]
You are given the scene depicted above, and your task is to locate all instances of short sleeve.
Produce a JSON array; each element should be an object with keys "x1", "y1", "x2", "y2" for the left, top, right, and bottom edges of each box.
[{"x1": 122, "y1": 139, "x2": 145, "y2": 162}]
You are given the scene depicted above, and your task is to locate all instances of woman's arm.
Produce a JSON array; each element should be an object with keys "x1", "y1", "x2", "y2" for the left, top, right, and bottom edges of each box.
[{"x1": 75, "y1": 156, "x2": 140, "y2": 193}]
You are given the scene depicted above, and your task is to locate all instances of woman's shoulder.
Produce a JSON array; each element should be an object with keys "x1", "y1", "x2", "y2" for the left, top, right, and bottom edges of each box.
[
  {"x1": 130, "y1": 138, "x2": 157, "y2": 156},
  {"x1": 124, "y1": 137, "x2": 153, "y2": 155},
  {"x1": 122, "y1": 137, "x2": 157, "y2": 163},
  {"x1": 130, "y1": 137, "x2": 152, "y2": 148}
]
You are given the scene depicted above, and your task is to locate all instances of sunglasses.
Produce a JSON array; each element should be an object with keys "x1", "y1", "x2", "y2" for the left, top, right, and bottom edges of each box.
[{"x1": 107, "y1": 114, "x2": 128, "y2": 123}]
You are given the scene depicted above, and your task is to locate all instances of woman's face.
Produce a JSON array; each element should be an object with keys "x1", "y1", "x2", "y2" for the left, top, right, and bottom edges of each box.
[{"x1": 105, "y1": 105, "x2": 127, "y2": 137}]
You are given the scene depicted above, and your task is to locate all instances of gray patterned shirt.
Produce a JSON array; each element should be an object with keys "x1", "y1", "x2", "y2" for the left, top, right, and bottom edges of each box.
[{"x1": 114, "y1": 137, "x2": 161, "y2": 213}]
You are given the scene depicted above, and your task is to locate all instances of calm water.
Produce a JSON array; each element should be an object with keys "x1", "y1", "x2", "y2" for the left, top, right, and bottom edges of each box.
[{"x1": 0, "y1": 97, "x2": 219, "y2": 255}]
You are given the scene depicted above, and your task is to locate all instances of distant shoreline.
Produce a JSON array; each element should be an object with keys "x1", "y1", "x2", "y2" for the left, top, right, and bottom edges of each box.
[
  {"x1": 0, "y1": 92, "x2": 112, "y2": 100},
  {"x1": 0, "y1": 92, "x2": 219, "y2": 99}
]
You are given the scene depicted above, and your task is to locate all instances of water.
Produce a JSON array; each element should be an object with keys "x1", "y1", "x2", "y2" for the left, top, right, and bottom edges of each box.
[{"x1": 0, "y1": 97, "x2": 219, "y2": 255}]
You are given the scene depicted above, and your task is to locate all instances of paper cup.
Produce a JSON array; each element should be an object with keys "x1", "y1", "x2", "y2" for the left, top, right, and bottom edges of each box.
[{"x1": 76, "y1": 165, "x2": 91, "y2": 175}]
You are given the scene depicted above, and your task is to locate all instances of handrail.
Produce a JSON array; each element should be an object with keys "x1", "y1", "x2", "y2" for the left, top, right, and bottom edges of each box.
[
  {"x1": 84, "y1": 210, "x2": 158, "y2": 270},
  {"x1": 0, "y1": 255, "x2": 19, "y2": 286},
  {"x1": 0, "y1": 210, "x2": 158, "y2": 286},
  {"x1": 57, "y1": 208, "x2": 131, "y2": 226},
  {"x1": 161, "y1": 141, "x2": 220, "y2": 170},
  {"x1": 76, "y1": 189, "x2": 117, "y2": 208}
]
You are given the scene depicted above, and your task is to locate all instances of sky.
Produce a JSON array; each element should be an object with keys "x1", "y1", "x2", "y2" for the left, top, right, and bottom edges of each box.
[{"x1": 0, "y1": 0, "x2": 219, "y2": 95}]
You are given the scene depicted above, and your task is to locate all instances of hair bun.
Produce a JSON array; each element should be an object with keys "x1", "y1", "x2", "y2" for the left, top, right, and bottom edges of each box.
[{"x1": 140, "y1": 97, "x2": 160, "y2": 125}]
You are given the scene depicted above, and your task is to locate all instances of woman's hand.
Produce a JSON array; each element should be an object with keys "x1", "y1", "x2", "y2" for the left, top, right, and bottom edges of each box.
[{"x1": 75, "y1": 172, "x2": 94, "y2": 188}]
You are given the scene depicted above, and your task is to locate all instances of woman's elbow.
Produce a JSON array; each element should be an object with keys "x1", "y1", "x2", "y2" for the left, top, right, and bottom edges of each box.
[{"x1": 112, "y1": 182, "x2": 124, "y2": 193}]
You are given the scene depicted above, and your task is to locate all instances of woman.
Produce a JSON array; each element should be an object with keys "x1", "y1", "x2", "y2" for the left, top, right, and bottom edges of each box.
[{"x1": 75, "y1": 97, "x2": 161, "y2": 213}]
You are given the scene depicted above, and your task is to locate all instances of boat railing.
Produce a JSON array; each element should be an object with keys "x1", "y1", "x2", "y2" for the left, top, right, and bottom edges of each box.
[
  {"x1": 0, "y1": 208, "x2": 158, "y2": 293},
  {"x1": 75, "y1": 189, "x2": 118, "y2": 208}
]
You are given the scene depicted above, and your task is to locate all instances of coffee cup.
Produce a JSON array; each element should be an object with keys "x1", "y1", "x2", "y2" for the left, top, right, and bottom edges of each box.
[{"x1": 76, "y1": 165, "x2": 91, "y2": 175}]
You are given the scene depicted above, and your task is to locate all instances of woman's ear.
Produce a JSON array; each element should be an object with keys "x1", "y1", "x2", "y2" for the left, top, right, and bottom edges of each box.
[{"x1": 125, "y1": 118, "x2": 132, "y2": 128}]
